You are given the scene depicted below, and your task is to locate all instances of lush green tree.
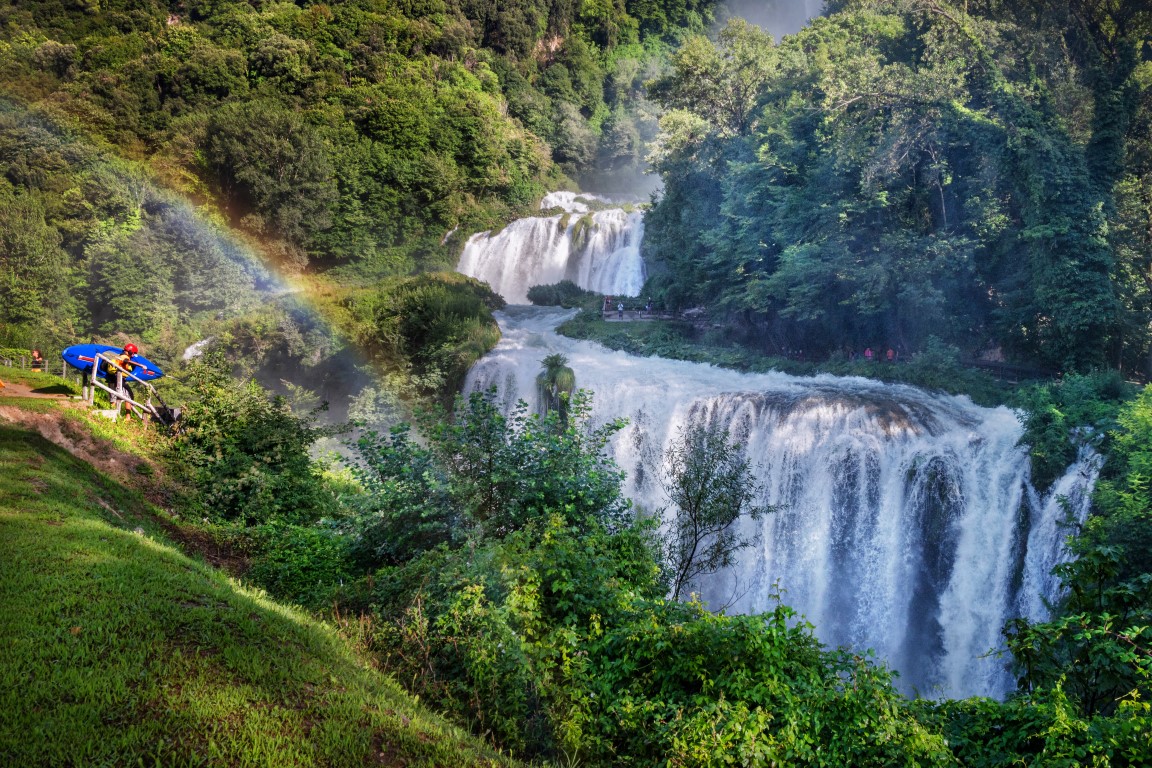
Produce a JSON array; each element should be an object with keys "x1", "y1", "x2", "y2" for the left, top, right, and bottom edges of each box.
[
  {"x1": 0, "y1": 181, "x2": 73, "y2": 339},
  {"x1": 165, "y1": 356, "x2": 336, "y2": 526},
  {"x1": 1005, "y1": 547, "x2": 1152, "y2": 718},
  {"x1": 85, "y1": 226, "x2": 178, "y2": 339},
  {"x1": 347, "y1": 423, "x2": 456, "y2": 568},
  {"x1": 154, "y1": 25, "x2": 249, "y2": 111},
  {"x1": 644, "y1": 2, "x2": 1149, "y2": 371},
  {"x1": 647, "y1": 19, "x2": 775, "y2": 137},
  {"x1": 349, "y1": 389, "x2": 631, "y2": 566},
  {"x1": 419, "y1": 390, "x2": 631, "y2": 537},
  {"x1": 342, "y1": 273, "x2": 504, "y2": 398},
  {"x1": 660, "y1": 420, "x2": 768, "y2": 600},
  {"x1": 1006, "y1": 385, "x2": 1152, "y2": 717},
  {"x1": 202, "y1": 100, "x2": 337, "y2": 254},
  {"x1": 535, "y1": 352, "x2": 575, "y2": 424}
]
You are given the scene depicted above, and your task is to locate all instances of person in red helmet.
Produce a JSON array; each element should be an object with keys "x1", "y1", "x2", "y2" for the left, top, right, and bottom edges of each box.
[
  {"x1": 112, "y1": 343, "x2": 139, "y2": 374},
  {"x1": 109, "y1": 343, "x2": 141, "y2": 406}
]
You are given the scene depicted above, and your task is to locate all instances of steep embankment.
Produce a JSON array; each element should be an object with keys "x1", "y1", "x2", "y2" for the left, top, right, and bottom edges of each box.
[{"x1": 0, "y1": 403, "x2": 517, "y2": 767}]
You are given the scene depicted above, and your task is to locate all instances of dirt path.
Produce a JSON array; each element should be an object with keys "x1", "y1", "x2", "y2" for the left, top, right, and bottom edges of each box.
[
  {"x1": 0, "y1": 404, "x2": 147, "y2": 489},
  {"x1": 0, "y1": 401, "x2": 250, "y2": 574},
  {"x1": 0, "y1": 380, "x2": 77, "y2": 399}
]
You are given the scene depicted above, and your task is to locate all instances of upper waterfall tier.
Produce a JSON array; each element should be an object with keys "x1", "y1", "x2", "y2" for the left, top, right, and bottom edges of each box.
[
  {"x1": 465, "y1": 306, "x2": 1101, "y2": 700},
  {"x1": 456, "y1": 198, "x2": 646, "y2": 304},
  {"x1": 538, "y1": 191, "x2": 616, "y2": 212}
]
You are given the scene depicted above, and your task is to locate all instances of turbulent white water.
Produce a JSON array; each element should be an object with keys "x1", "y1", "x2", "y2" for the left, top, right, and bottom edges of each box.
[
  {"x1": 456, "y1": 196, "x2": 645, "y2": 304},
  {"x1": 464, "y1": 306, "x2": 1100, "y2": 699},
  {"x1": 181, "y1": 337, "x2": 214, "y2": 361}
]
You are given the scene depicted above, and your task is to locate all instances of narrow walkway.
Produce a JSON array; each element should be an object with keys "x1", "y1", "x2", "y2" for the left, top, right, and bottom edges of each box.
[
  {"x1": 0, "y1": 381, "x2": 76, "y2": 400},
  {"x1": 600, "y1": 310, "x2": 680, "y2": 322}
]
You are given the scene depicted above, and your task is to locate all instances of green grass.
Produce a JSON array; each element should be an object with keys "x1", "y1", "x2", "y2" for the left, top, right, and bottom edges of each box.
[{"x1": 0, "y1": 423, "x2": 518, "y2": 767}]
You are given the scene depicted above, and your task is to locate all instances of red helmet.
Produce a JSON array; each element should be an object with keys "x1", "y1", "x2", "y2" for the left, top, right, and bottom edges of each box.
[{"x1": 124, "y1": 343, "x2": 138, "y2": 355}]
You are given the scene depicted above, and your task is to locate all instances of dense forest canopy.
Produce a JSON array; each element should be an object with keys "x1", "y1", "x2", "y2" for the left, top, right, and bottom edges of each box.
[
  {"x1": 0, "y1": 0, "x2": 719, "y2": 283},
  {"x1": 0, "y1": 0, "x2": 728, "y2": 393},
  {"x1": 644, "y1": 0, "x2": 1152, "y2": 373},
  {"x1": 4, "y1": 0, "x2": 1151, "y2": 378}
]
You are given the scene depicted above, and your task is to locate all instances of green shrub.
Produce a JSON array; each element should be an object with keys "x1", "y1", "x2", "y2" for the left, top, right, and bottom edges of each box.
[
  {"x1": 349, "y1": 390, "x2": 632, "y2": 569},
  {"x1": 583, "y1": 601, "x2": 954, "y2": 766},
  {"x1": 165, "y1": 356, "x2": 336, "y2": 526},
  {"x1": 928, "y1": 686, "x2": 1152, "y2": 767},
  {"x1": 247, "y1": 522, "x2": 351, "y2": 608},
  {"x1": 526, "y1": 280, "x2": 597, "y2": 307},
  {"x1": 346, "y1": 423, "x2": 458, "y2": 569},
  {"x1": 343, "y1": 273, "x2": 504, "y2": 401},
  {"x1": 1018, "y1": 370, "x2": 1132, "y2": 491}
]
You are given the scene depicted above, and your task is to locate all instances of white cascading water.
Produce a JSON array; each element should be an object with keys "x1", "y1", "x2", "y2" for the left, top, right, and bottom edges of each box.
[
  {"x1": 465, "y1": 308, "x2": 1099, "y2": 699},
  {"x1": 456, "y1": 193, "x2": 646, "y2": 304},
  {"x1": 457, "y1": 197, "x2": 1099, "y2": 699}
]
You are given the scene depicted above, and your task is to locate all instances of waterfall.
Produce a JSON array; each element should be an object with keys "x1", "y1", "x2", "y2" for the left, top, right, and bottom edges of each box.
[
  {"x1": 456, "y1": 196, "x2": 645, "y2": 303},
  {"x1": 463, "y1": 306, "x2": 1100, "y2": 699}
]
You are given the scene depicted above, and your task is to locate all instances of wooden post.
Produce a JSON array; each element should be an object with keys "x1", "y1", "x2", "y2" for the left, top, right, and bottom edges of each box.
[
  {"x1": 87, "y1": 358, "x2": 98, "y2": 404},
  {"x1": 114, "y1": 369, "x2": 123, "y2": 419}
]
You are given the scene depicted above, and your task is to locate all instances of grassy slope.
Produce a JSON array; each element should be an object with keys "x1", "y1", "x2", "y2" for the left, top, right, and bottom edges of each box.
[
  {"x1": 0, "y1": 366, "x2": 83, "y2": 392},
  {"x1": 0, "y1": 414, "x2": 516, "y2": 767}
]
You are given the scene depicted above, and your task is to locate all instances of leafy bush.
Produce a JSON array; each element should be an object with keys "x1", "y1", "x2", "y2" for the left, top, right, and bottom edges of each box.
[
  {"x1": 165, "y1": 356, "x2": 335, "y2": 526},
  {"x1": 1018, "y1": 370, "x2": 1132, "y2": 491},
  {"x1": 247, "y1": 522, "x2": 351, "y2": 608},
  {"x1": 1001, "y1": 386, "x2": 1152, "y2": 712},
  {"x1": 349, "y1": 390, "x2": 632, "y2": 570},
  {"x1": 343, "y1": 273, "x2": 504, "y2": 401},
  {"x1": 346, "y1": 423, "x2": 457, "y2": 568},
  {"x1": 927, "y1": 686, "x2": 1152, "y2": 767},
  {"x1": 526, "y1": 280, "x2": 597, "y2": 307},
  {"x1": 1003, "y1": 546, "x2": 1152, "y2": 719},
  {"x1": 1090, "y1": 384, "x2": 1152, "y2": 582},
  {"x1": 584, "y1": 602, "x2": 954, "y2": 767}
]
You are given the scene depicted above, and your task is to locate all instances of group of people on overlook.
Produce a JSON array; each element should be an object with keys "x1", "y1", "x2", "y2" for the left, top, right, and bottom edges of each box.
[
  {"x1": 862, "y1": 347, "x2": 898, "y2": 363},
  {"x1": 604, "y1": 296, "x2": 656, "y2": 318}
]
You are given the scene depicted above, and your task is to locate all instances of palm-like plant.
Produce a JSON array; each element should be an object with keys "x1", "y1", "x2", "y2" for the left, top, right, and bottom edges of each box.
[{"x1": 536, "y1": 353, "x2": 575, "y2": 426}]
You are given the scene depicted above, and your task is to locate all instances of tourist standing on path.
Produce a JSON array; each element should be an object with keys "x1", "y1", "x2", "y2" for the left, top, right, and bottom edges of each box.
[{"x1": 864, "y1": 347, "x2": 874, "y2": 362}]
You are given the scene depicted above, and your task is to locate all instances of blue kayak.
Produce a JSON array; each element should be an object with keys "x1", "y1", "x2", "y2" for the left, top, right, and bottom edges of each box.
[{"x1": 61, "y1": 344, "x2": 164, "y2": 382}]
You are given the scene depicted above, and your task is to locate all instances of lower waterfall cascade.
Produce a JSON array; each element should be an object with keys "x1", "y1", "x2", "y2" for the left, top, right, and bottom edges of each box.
[{"x1": 455, "y1": 197, "x2": 1100, "y2": 699}]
